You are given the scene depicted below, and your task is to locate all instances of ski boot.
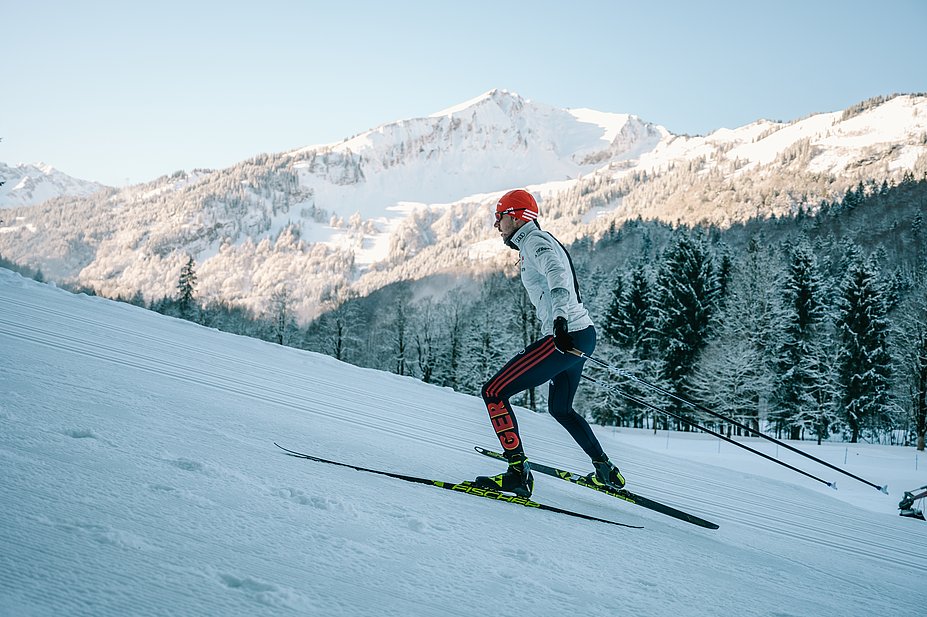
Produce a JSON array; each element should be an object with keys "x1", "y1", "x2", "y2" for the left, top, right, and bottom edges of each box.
[
  {"x1": 473, "y1": 454, "x2": 534, "y2": 498},
  {"x1": 585, "y1": 457, "x2": 626, "y2": 490}
]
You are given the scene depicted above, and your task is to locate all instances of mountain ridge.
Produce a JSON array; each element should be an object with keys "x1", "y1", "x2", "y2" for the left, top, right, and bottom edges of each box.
[
  {"x1": 0, "y1": 161, "x2": 107, "y2": 209},
  {"x1": 1, "y1": 90, "x2": 925, "y2": 322}
]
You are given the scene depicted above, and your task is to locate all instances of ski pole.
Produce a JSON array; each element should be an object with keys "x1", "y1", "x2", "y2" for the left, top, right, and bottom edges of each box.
[
  {"x1": 570, "y1": 349, "x2": 889, "y2": 494},
  {"x1": 580, "y1": 373, "x2": 838, "y2": 490}
]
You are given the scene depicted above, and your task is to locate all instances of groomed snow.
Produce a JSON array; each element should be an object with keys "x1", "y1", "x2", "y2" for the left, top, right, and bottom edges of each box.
[{"x1": 1, "y1": 268, "x2": 925, "y2": 616}]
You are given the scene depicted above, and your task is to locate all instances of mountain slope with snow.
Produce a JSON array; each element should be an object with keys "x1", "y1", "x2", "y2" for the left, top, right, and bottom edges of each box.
[
  {"x1": 2, "y1": 268, "x2": 925, "y2": 616},
  {"x1": 1, "y1": 91, "x2": 926, "y2": 322},
  {"x1": 0, "y1": 162, "x2": 107, "y2": 209}
]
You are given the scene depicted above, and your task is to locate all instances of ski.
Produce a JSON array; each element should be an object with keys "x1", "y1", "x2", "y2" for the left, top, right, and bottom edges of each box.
[
  {"x1": 475, "y1": 446, "x2": 719, "y2": 530},
  {"x1": 274, "y1": 443, "x2": 641, "y2": 529}
]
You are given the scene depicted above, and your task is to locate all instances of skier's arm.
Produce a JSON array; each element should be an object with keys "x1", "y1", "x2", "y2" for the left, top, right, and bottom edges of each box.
[{"x1": 529, "y1": 235, "x2": 573, "y2": 323}]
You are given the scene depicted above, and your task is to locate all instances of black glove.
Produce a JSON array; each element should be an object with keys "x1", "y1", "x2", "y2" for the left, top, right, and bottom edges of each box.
[{"x1": 553, "y1": 317, "x2": 574, "y2": 353}]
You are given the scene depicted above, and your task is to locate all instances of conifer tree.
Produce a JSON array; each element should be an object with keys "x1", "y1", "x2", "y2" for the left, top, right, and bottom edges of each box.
[
  {"x1": 310, "y1": 289, "x2": 366, "y2": 363},
  {"x1": 913, "y1": 325, "x2": 927, "y2": 451},
  {"x1": 595, "y1": 264, "x2": 660, "y2": 427},
  {"x1": 391, "y1": 297, "x2": 409, "y2": 376},
  {"x1": 715, "y1": 247, "x2": 733, "y2": 305},
  {"x1": 836, "y1": 255, "x2": 893, "y2": 442},
  {"x1": 893, "y1": 285, "x2": 927, "y2": 451},
  {"x1": 770, "y1": 242, "x2": 838, "y2": 441},
  {"x1": 437, "y1": 293, "x2": 467, "y2": 391},
  {"x1": 654, "y1": 232, "x2": 719, "y2": 424},
  {"x1": 601, "y1": 275, "x2": 625, "y2": 346},
  {"x1": 617, "y1": 264, "x2": 657, "y2": 355},
  {"x1": 618, "y1": 263, "x2": 659, "y2": 427},
  {"x1": 411, "y1": 298, "x2": 440, "y2": 384},
  {"x1": 691, "y1": 239, "x2": 780, "y2": 435},
  {"x1": 269, "y1": 285, "x2": 296, "y2": 346},
  {"x1": 177, "y1": 256, "x2": 197, "y2": 318}
]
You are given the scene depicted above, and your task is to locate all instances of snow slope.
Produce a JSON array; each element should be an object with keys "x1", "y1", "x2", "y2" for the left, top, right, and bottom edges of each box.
[{"x1": 1, "y1": 268, "x2": 925, "y2": 617}]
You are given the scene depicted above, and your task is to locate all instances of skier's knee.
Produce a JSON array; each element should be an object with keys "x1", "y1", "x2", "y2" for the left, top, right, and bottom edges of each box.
[{"x1": 548, "y1": 404, "x2": 568, "y2": 420}]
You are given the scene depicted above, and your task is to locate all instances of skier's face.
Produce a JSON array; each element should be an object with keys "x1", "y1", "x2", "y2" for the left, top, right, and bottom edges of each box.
[{"x1": 494, "y1": 213, "x2": 518, "y2": 240}]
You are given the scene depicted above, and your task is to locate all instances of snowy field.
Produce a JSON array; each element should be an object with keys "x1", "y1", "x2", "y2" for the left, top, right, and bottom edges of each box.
[{"x1": 1, "y1": 268, "x2": 925, "y2": 617}]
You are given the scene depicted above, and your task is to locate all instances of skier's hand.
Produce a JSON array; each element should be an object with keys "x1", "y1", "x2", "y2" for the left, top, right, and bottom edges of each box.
[{"x1": 553, "y1": 317, "x2": 574, "y2": 353}]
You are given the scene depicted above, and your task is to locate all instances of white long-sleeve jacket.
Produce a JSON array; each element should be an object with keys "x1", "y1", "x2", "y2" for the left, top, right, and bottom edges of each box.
[{"x1": 508, "y1": 221, "x2": 595, "y2": 336}]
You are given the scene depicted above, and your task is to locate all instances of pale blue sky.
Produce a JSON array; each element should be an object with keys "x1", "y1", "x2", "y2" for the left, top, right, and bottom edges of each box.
[{"x1": 2, "y1": 0, "x2": 925, "y2": 186}]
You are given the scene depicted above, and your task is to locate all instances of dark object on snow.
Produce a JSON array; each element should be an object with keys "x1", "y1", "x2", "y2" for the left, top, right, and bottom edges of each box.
[{"x1": 898, "y1": 485, "x2": 927, "y2": 520}]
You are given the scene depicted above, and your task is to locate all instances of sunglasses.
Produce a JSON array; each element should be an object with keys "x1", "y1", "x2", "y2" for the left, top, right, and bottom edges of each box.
[{"x1": 494, "y1": 208, "x2": 527, "y2": 222}]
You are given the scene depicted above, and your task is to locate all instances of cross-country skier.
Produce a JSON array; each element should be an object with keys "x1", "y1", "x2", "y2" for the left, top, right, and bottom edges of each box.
[{"x1": 472, "y1": 189, "x2": 625, "y2": 498}]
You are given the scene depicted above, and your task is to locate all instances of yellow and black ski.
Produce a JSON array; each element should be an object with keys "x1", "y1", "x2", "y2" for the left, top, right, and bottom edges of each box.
[
  {"x1": 275, "y1": 443, "x2": 641, "y2": 529},
  {"x1": 475, "y1": 446, "x2": 719, "y2": 530}
]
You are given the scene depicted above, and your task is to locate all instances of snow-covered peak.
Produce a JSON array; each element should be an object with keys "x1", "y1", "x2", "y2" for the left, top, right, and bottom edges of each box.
[
  {"x1": 0, "y1": 162, "x2": 108, "y2": 208},
  {"x1": 277, "y1": 88, "x2": 665, "y2": 231},
  {"x1": 428, "y1": 88, "x2": 520, "y2": 117},
  {"x1": 310, "y1": 88, "x2": 654, "y2": 167}
]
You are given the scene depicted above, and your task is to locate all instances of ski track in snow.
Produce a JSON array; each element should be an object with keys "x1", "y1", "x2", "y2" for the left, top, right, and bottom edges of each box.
[{"x1": 1, "y1": 271, "x2": 925, "y2": 617}]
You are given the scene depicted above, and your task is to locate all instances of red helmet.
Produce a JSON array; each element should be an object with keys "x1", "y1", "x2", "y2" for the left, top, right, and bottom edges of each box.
[{"x1": 495, "y1": 189, "x2": 538, "y2": 222}]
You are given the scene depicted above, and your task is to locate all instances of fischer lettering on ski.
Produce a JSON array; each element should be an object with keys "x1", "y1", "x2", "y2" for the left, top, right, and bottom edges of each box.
[
  {"x1": 274, "y1": 443, "x2": 641, "y2": 529},
  {"x1": 475, "y1": 446, "x2": 719, "y2": 530}
]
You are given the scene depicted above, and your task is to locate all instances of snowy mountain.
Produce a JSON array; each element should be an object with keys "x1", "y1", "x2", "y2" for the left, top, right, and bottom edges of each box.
[
  {"x1": 0, "y1": 162, "x2": 107, "y2": 208},
  {"x1": 1, "y1": 90, "x2": 926, "y2": 322},
  {"x1": 2, "y1": 268, "x2": 924, "y2": 616}
]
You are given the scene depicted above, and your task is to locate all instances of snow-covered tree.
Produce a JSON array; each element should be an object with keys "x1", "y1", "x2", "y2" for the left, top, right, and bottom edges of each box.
[
  {"x1": 459, "y1": 274, "x2": 515, "y2": 398},
  {"x1": 836, "y1": 254, "x2": 893, "y2": 443},
  {"x1": 595, "y1": 263, "x2": 660, "y2": 427},
  {"x1": 600, "y1": 275, "x2": 625, "y2": 346},
  {"x1": 654, "y1": 232, "x2": 720, "y2": 425},
  {"x1": 176, "y1": 256, "x2": 197, "y2": 319},
  {"x1": 770, "y1": 241, "x2": 839, "y2": 442},
  {"x1": 891, "y1": 284, "x2": 927, "y2": 451},
  {"x1": 388, "y1": 296, "x2": 410, "y2": 376},
  {"x1": 913, "y1": 324, "x2": 927, "y2": 451},
  {"x1": 616, "y1": 263, "x2": 658, "y2": 355},
  {"x1": 435, "y1": 292, "x2": 467, "y2": 391},
  {"x1": 268, "y1": 285, "x2": 297, "y2": 346},
  {"x1": 691, "y1": 239, "x2": 781, "y2": 435},
  {"x1": 411, "y1": 298, "x2": 441, "y2": 384}
]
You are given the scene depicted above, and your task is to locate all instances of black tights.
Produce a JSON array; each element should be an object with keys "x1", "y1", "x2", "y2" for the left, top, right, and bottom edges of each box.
[{"x1": 480, "y1": 326, "x2": 605, "y2": 461}]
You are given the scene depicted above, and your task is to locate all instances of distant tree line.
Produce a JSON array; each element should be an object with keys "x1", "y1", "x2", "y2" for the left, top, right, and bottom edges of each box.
[{"x1": 0, "y1": 253, "x2": 44, "y2": 282}]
